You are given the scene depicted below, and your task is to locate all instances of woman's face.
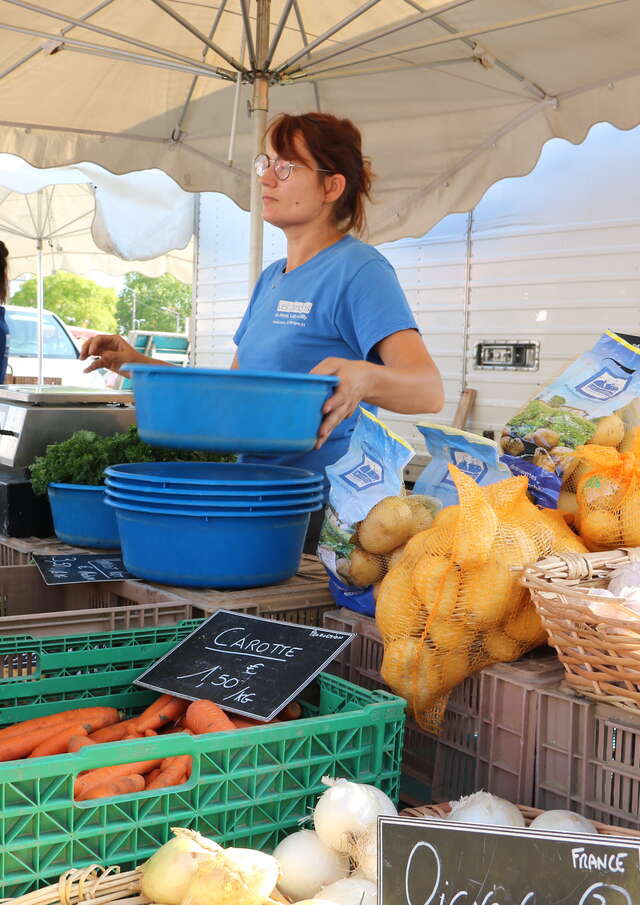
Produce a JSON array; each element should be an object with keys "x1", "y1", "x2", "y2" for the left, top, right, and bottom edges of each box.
[{"x1": 259, "y1": 132, "x2": 339, "y2": 231}]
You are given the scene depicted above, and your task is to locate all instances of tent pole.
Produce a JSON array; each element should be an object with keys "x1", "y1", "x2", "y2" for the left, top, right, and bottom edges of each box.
[
  {"x1": 248, "y1": 0, "x2": 271, "y2": 292},
  {"x1": 36, "y1": 235, "x2": 44, "y2": 386}
]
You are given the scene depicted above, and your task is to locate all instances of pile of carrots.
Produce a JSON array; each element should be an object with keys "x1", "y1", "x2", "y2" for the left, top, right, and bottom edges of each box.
[{"x1": 0, "y1": 694, "x2": 302, "y2": 801}]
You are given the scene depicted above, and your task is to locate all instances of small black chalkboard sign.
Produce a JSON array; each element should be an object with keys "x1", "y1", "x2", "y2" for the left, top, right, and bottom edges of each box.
[
  {"x1": 33, "y1": 553, "x2": 136, "y2": 586},
  {"x1": 379, "y1": 815, "x2": 640, "y2": 905},
  {"x1": 134, "y1": 609, "x2": 355, "y2": 721}
]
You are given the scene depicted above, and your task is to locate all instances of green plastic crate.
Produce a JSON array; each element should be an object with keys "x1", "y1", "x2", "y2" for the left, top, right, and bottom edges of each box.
[{"x1": 0, "y1": 622, "x2": 404, "y2": 896}]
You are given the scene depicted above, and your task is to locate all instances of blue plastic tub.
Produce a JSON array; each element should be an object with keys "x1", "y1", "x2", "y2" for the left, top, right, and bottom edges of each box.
[
  {"x1": 106, "y1": 497, "x2": 322, "y2": 587},
  {"x1": 48, "y1": 484, "x2": 120, "y2": 549},
  {"x1": 126, "y1": 364, "x2": 338, "y2": 454},
  {"x1": 104, "y1": 485, "x2": 324, "y2": 511},
  {"x1": 105, "y1": 461, "x2": 322, "y2": 488},
  {"x1": 104, "y1": 475, "x2": 323, "y2": 500}
]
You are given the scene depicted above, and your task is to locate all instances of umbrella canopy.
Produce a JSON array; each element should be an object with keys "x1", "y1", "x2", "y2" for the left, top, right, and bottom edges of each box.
[
  {"x1": 0, "y1": 154, "x2": 195, "y2": 381},
  {"x1": 0, "y1": 155, "x2": 195, "y2": 282},
  {"x1": 0, "y1": 0, "x2": 638, "y2": 284}
]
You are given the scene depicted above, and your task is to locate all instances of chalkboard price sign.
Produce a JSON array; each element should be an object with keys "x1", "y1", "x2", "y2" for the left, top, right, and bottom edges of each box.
[
  {"x1": 379, "y1": 816, "x2": 640, "y2": 905},
  {"x1": 135, "y1": 610, "x2": 355, "y2": 721},
  {"x1": 33, "y1": 553, "x2": 136, "y2": 585}
]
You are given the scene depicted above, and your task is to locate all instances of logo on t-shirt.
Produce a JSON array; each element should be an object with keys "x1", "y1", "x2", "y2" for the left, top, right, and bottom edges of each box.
[{"x1": 274, "y1": 299, "x2": 313, "y2": 327}]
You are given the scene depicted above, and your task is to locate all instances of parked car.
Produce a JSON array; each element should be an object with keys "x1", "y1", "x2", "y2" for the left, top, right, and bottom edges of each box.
[{"x1": 3, "y1": 305, "x2": 107, "y2": 386}]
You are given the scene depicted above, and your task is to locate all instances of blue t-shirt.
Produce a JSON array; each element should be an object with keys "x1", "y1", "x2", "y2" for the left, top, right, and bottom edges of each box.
[{"x1": 234, "y1": 235, "x2": 418, "y2": 486}]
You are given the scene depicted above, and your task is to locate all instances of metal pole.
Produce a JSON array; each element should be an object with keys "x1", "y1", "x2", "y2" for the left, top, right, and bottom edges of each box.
[
  {"x1": 36, "y1": 236, "x2": 44, "y2": 386},
  {"x1": 248, "y1": 0, "x2": 271, "y2": 291}
]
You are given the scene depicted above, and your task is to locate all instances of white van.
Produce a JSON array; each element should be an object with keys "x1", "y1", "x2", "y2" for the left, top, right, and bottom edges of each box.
[{"x1": 3, "y1": 305, "x2": 107, "y2": 387}]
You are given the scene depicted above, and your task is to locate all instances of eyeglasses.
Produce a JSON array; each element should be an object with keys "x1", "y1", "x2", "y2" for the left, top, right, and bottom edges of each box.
[{"x1": 253, "y1": 153, "x2": 333, "y2": 181}]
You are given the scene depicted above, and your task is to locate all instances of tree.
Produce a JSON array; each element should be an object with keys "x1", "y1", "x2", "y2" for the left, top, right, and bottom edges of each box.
[
  {"x1": 116, "y1": 272, "x2": 191, "y2": 334},
  {"x1": 10, "y1": 271, "x2": 117, "y2": 332}
]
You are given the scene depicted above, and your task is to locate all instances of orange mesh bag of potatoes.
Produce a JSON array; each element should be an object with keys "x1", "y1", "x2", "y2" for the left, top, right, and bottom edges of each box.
[
  {"x1": 377, "y1": 466, "x2": 557, "y2": 733},
  {"x1": 572, "y1": 434, "x2": 640, "y2": 551}
]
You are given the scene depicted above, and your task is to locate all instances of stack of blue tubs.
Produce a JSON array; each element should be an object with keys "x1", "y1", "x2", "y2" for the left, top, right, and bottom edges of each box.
[{"x1": 104, "y1": 462, "x2": 324, "y2": 588}]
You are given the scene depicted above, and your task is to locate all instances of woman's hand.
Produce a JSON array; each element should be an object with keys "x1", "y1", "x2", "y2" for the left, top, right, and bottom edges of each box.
[
  {"x1": 79, "y1": 334, "x2": 146, "y2": 375},
  {"x1": 310, "y1": 357, "x2": 373, "y2": 449}
]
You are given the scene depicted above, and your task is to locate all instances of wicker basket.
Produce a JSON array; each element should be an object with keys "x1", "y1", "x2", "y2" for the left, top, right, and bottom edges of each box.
[
  {"x1": 400, "y1": 802, "x2": 640, "y2": 838},
  {"x1": 522, "y1": 548, "x2": 640, "y2": 714}
]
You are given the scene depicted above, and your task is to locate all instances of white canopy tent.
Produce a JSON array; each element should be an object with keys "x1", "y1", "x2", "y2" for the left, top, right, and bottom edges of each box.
[
  {"x1": 0, "y1": 155, "x2": 195, "y2": 381},
  {"x1": 0, "y1": 0, "x2": 638, "y2": 288}
]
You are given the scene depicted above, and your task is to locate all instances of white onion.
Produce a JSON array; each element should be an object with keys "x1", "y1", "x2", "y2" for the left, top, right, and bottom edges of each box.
[
  {"x1": 447, "y1": 791, "x2": 525, "y2": 828},
  {"x1": 529, "y1": 809, "x2": 598, "y2": 834},
  {"x1": 141, "y1": 827, "x2": 220, "y2": 905},
  {"x1": 272, "y1": 830, "x2": 349, "y2": 900},
  {"x1": 609, "y1": 564, "x2": 640, "y2": 597},
  {"x1": 352, "y1": 824, "x2": 377, "y2": 882},
  {"x1": 313, "y1": 776, "x2": 397, "y2": 854},
  {"x1": 182, "y1": 847, "x2": 279, "y2": 905},
  {"x1": 320, "y1": 877, "x2": 377, "y2": 905}
]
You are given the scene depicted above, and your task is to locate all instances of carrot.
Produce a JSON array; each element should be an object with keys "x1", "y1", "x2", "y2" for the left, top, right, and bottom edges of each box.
[
  {"x1": 29, "y1": 724, "x2": 88, "y2": 758},
  {"x1": 133, "y1": 696, "x2": 188, "y2": 732},
  {"x1": 89, "y1": 719, "x2": 136, "y2": 743},
  {"x1": 146, "y1": 754, "x2": 191, "y2": 790},
  {"x1": 68, "y1": 735, "x2": 96, "y2": 753},
  {"x1": 185, "y1": 700, "x2": 236, "y2": 735},
  {"x1": 232, "y1": 716, "x2": 280, "y2": 729},
  {"x1": 74, "y1": 758, "x2": 162, "y2": 799},
  {"x1": 281, "y1": 701, "x2": 303, "y2": 721},
  {"x1": 78, "y1": 774, "x2": 145, "y2": 801},
  {"x1": 145, "y1": 767, "x2": 163, "y2": 786},
  {"x1": 0, "y1": 707, "x2": 119, "y2": 743}
]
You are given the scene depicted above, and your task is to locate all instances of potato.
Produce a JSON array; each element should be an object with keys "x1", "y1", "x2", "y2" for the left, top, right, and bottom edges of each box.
[
  {"x1": 405, "y1": 494, "x2": 438, "y2": 536},
  {"x1": 504, "y1": 603, "x2": 546, "y2": 644},
  {"x1": 432, "y1": 505, "x2": 460, "y2": 534},
  {"x1": 457, "y1": 556, "x2": 517, "y2": 627},
  {"x1": 386, "y1": 543, "x2": 407, "y2": 570},
  {"x1": 552, "y1": 447, "x2": 580, "y2": 480},
  {"x1": 621, "y1": 493, "x2": 640, "y2": 546},
  {"x1": 358, "y1": 496, "x2": 414, "y2": 554},
  {"x1": 438, "y1": 647, "x2": 471, "y2": 691},
  {"x1": 619, "y1": 426, "x2": 639, "y2": 455},
  {"x1": 412, "y1": 556, "x2": 461, "y2": 619},
  {"x1": 557, "y1": 490, "x2": 579, "y2": 518},
  {"x1": 539, "y1": 509, "x2": 588, "y2": 554},
  {"x1": 348, "y1": 548, "x2": 385, "y2": 586},
  {"x1": 500, "y1": 435, "x2": 525, "y2": 456},
  {"x1": 580, "y1": 509, "x2": 620, "y2": 548},
  {"x1": 452, "y1": 495, "x2": 498, "y2": 569},
  {"x1": 402, "y1": 525, "x2": 453, "y2": 566},
  {"x1": 532, "y1": 428, "x2": 560, "y2": 450},
  {"x1": 484, "y1": 632, "x2": 521, "y2": 662},
  {"x1": 376, "y1": 566, "x2": 421, "y2": 639},
  {"x1": 591, "y1": 414, "x2": 625, "y2": 447},
  {"x1": 580, "y1": 475, "x2": 623, "y2": 509},
  {"x1": 429, "y1": 617, "x2": 472, "y2": 651},
  {"x1": 380, "y1": 639, "x2": 443, "y2": 711}
]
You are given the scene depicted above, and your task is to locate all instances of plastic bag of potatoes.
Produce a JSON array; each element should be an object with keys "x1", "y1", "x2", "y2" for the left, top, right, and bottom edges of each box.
[
  {"x1": 500, "y1": 331, "x2": 640, "y2": 508},
  {"x1": 376, "y1": 466, "x2": 587, "y2": 733},
  {"x1": 317, "y1": 408, "x2": 421, "y2": 616}
]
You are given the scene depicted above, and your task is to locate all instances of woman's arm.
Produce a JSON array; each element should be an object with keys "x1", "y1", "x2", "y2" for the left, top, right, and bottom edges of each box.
[{"x1": 311, "y1": 329, "x2": 444, "y2": 449}]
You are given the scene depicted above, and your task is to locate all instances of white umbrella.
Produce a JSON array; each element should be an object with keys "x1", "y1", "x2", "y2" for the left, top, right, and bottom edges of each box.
[
  {"x1": 0, "y1": 0, "x2": 638, "y2": 287},
  {"x1": 0, "y1": 155, "x2": 195, "y2": 381}
]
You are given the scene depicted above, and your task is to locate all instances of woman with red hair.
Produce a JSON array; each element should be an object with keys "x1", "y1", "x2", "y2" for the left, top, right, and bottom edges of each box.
[{"x1": 82, "y1": 113, "x2": 443, "y2": 505}]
